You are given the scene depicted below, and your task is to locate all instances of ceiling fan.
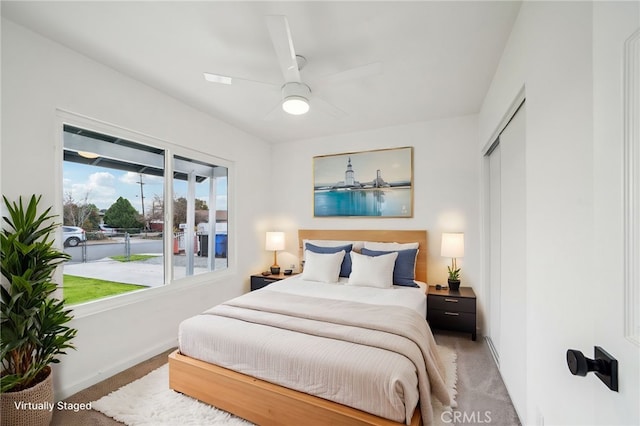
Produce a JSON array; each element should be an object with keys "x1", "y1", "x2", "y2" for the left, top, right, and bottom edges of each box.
[{"x1": 203, "y1": 15, "x2": 382, "y2": 118}]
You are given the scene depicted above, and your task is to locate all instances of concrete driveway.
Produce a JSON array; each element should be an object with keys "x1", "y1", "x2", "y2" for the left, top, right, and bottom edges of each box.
[{"x1": 63, "y1": 254, "x2": 226, "y2": 287}]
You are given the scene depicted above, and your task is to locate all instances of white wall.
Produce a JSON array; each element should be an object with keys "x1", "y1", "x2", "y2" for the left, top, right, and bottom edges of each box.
[
  {"x1": 479, "y1": 2, "x2": 639, "y2": 425},
  {"x1": 0, "y1": 19, "x2": 273, "y2": 399},
  {"x1": 270, "y1": 116, "x2": 481, "y2": 300}
]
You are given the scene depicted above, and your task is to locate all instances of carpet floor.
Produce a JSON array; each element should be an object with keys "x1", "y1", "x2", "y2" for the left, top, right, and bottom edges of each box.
[{"x1": 51, "y1": 331, "x2": 520, "y2": 426}]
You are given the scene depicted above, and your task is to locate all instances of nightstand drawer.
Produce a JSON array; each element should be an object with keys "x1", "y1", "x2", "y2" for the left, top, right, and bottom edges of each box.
[
  {"x1": 250, "y1": 276, "x2": 279, "y2": 291},
  {"x1": 427, "y1": 310, "x2": 476, "y2": 333},
  {"x1": 427, "y1": 286, "x2": 477, "y2": 341},
  {"x1": 250, "y1": 273, "x2": 298, "y2": 291},
  {"x1": 428, "y1": 295, "x2": 476, "y2": 313}
]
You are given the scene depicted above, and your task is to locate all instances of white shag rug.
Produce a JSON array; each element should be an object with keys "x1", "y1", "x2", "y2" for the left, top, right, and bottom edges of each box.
[{"x1": 93, "y1": 346, "x2": 457, "y2": 426}]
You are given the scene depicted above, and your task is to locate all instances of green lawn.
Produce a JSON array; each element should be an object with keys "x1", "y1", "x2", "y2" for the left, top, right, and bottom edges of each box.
[
  {"x1": 110, "y1": 254, "x2": 158, "y2": 262},
  {"x1": 63, "y1": 275, "x2": 147, "y2": 305}
]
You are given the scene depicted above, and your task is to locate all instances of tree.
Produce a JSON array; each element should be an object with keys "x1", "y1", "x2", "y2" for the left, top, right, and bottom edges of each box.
[
  {"x1": 172, "y1": 197, "x2": 208, "y2": 228},
  {"x1": 195, "y1": 198, "x2": 209, "y2": 211},
  {"x1": 149, "y1": 194, "x2": 164, "y2": 222},
  {"x1": 63, "y1": 192, "x2": 101, "y2": 230},
  {"x1": 173, "y1": 197, "x2": 187, "y2": 228},
  {"x1": 104, "y1": 197, "x2": 143, "y2": 229}
]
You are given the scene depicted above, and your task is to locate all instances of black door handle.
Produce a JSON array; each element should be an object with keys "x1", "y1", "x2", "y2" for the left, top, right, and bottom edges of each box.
[{"x1": 566, "y1": 347, "x2": 618, "y2": 392}]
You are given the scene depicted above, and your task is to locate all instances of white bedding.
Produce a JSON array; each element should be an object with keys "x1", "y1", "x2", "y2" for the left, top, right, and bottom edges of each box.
[
  {"x1": 178, "y1": 276, "x2": 435, "y2": 425},
  {"x1": 264, "y1": 274, "x2": 427, "y2": 316}
]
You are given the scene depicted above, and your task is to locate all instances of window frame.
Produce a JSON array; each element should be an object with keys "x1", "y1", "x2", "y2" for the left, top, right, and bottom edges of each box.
[{"x1": 55, "y1": 110, "x2": 234, "y2": 319}]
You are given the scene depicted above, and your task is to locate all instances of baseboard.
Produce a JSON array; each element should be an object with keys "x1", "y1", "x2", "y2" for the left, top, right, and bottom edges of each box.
[
  {"x1": 485, "y1": 336, "x2": 500, "y2": 368},
  {"x1": 55, "y1": 337, "x2": 177, "y2": 401}
]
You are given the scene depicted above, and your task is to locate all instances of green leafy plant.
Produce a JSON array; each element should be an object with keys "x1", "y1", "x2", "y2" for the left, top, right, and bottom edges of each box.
[
  {"x1": 447, "y1": 265, "x2": 461, "y2": 281},
  {"x1": 1, "y1": 195, "x2": 77, "y2": 393}
]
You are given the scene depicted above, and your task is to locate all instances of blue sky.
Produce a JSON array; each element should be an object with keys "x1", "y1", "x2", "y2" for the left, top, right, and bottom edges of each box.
[{"x1": 63, "y1": 162, "x2": 227, "y2": 213}]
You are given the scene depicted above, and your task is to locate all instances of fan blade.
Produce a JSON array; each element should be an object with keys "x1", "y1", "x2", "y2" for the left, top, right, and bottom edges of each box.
[
  {"x1": 203, "y1": 72, "x2": 232, "y2": 85},
  {"x1": 203, "y1": 72, "x2": 278, "y2": 88},
  {"x1": 317, "y1": 62, "x2": 382, "y2": 87},
  {"x1": 312, "y1": 96, "x2": 347, "y2": 118},
  {"x1": 263, "y1": 101, "x2": 285, "y2": 121},
  {"x1": 266, "y1": 15, "x2": 301, "y2": 83}
]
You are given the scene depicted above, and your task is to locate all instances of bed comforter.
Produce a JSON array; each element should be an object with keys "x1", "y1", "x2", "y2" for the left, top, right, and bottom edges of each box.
[{"x1": 179, "y1": 290, "x2": 452, "y2": 425}]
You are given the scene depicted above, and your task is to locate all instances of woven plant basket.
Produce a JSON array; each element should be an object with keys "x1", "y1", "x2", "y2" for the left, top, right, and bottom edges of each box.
[{"x1": 0, "y1": 367, "x2": 54, "y2": 426}]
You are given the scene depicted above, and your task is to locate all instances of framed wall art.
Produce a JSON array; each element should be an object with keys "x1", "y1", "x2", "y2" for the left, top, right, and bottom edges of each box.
[{"x1": 313, "y1": 146, "x2": 413, "y2": 217}]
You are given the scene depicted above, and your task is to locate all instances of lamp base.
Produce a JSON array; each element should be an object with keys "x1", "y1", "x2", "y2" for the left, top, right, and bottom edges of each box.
[{"x1": 270, "y1": 266, "x2": 281, "y2": 275}]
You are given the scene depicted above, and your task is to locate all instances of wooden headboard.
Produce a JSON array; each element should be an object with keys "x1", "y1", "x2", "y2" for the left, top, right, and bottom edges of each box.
[{"x1": 298, "y1": 229, "x2": 427, "y2": 283}]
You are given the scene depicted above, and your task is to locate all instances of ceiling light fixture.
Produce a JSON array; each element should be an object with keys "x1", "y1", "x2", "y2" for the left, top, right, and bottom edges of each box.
[
  {"x1": 282, "y1": 96, "x2": 309, "y2": 115},
  {"x1": 281, "y1": 82, "x2": 310, "y2": 115},
  {"x1": 78, "y1": 151, "x2": 99, "y2": 159}
]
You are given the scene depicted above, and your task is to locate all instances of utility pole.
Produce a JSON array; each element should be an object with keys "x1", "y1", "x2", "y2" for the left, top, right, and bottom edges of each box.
[{"x1": 137, "y1": 173, "x2": 146, "y2": 229}]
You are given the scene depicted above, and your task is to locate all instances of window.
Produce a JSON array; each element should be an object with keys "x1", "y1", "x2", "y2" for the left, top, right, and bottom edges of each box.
[
  {"x1": 62, "y1": 123, "x2": 229, "y2": 305},
  {"x1": 172, "y1": 155, "x2": 228, "y2": 279}
]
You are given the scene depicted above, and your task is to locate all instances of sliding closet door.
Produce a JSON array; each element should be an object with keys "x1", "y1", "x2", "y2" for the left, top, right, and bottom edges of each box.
[
  {"x1": 487, "y1": 144, "x2": 502, "y2": 363},
  {"x1": 497, "y1": 103, "x2": 527, "y2": 419},
  {"x1": 485, "y1": 102, "x2": 527, "y2": 420}
]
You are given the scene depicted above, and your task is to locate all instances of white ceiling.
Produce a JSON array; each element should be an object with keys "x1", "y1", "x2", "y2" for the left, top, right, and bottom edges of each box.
[{"x1": 2, "y1": 1, "x2": 521, "y2": 143}]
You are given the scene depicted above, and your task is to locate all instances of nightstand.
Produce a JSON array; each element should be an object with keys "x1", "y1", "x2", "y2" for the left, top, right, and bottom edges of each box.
[
  {"x1": 427, "y1": 286, "x2": 477, "y2": 341},
  {"x1": 250, "y1": 273, "x2": 296, "y2": 291}
]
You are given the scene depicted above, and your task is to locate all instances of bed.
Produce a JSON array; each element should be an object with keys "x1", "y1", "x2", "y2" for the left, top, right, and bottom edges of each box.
[{"x1": 169, "y1": 229, "x2": 452, "y2": 426}]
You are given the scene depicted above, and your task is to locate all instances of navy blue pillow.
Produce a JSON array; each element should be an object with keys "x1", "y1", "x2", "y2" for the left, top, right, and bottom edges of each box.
[
  {"x1": 305, "y1": 243, "x2": 353, "y2": 277},
  {"x1": 361, "y1": 248, "x2": 419, "y2": 287}
]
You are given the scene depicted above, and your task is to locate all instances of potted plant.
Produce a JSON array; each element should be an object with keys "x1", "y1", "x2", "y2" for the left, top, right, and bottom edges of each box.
[
  {"x1": 447, "y1": 265, "x2": 461, "y2": 292},
  {"x1": 1, "y1": 195, "x2": 77, "y2": 426}
]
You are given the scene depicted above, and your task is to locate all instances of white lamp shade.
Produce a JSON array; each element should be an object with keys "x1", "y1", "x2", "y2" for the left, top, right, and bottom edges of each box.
[
  {"x1": 441, "y1": 233, "x2": 464, "y2": 258},
  {"x1": 265, "y1": 231, "x2": 285, "y2": 251}
]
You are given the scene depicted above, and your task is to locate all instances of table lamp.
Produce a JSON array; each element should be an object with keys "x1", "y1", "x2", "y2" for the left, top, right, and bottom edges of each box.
[
  {"x1": 441, "y1": 232, "x2": 464, "y2": 291},
  {"x1": 265, "y1": 231, "x2": 285, "y2": 274}
]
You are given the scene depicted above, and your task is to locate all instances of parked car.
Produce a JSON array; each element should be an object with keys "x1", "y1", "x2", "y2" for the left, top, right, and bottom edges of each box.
[
  {"x1": 62, "y1": 226, "x2": 86, "y2": 247},
  {"x1": 99, "y1": 224, "x2": 117, "y2": 235}
]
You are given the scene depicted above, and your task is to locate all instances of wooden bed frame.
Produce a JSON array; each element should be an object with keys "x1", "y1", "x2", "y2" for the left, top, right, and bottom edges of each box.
[{"x1": 169, "y1": 229, "x2": 428, "y2": 426}]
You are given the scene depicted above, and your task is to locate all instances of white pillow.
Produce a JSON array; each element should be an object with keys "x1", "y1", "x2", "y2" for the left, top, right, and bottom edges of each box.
[
  {"x1": 301, "y1": 250, "x2": 345, "y2": 283},
  {"x1": 363, "y1": 241, "x2": 419, "y2": 251},
  {"x1": 347, "y1": 251, "x2": 398, "y2": 289}
]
